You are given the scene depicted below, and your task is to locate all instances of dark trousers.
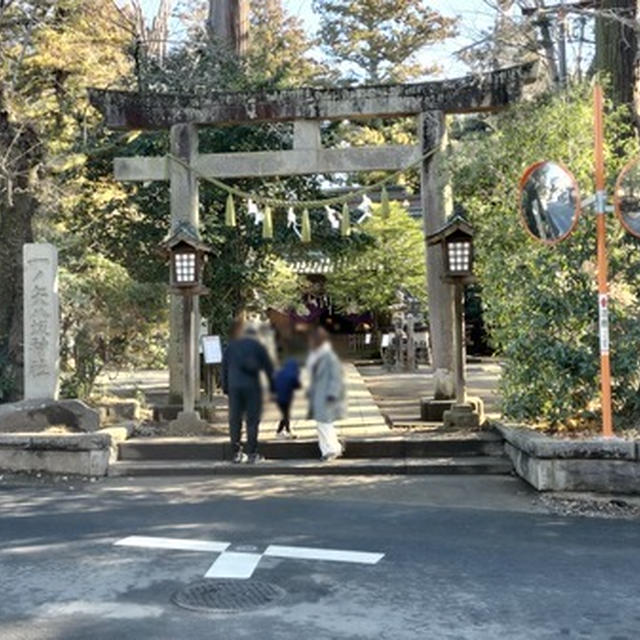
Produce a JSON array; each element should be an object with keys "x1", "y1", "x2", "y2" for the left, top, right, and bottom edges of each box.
[
  {"x1": 228, "y1": 385, "x2": 262, "y2": 455},
  {"x1": 276, "y1": 400, "x2": 292, "y2": 433}
]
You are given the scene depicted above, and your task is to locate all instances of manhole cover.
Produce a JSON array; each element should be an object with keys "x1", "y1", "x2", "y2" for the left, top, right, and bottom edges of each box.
[{"x1": 172, "y1": 580, "x2": 286, "y2": 613}]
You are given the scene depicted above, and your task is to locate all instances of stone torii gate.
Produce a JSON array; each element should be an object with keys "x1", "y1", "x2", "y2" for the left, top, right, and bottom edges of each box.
[{"x1": 89, "y1": 63, "x2": 532, "y2": 402}]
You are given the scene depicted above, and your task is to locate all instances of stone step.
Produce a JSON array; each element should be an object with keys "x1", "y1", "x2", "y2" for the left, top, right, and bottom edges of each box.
[
  {"x1": 109, "y1": 456, "x2": 513, "y2": 477},
  {"x1": 118, "y1": 433, "x2": 504, "y2": 462}
]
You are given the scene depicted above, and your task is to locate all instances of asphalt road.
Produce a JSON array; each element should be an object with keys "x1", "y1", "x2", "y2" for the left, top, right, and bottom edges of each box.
[{"x1": 0, "y1": 474, "x2": 638, "y2": 640}]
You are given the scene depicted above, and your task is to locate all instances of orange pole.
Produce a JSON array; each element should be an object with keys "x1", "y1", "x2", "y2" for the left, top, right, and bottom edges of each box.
[{"x1": 593, "y1": 84, "x2": 613, "y2": 437}]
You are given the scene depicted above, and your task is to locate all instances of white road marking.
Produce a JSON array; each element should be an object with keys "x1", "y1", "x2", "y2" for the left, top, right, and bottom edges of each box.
[
  {"x1": 37, "y1": 601, "x2": 165, "y2": 620},
  {"x1": 114, "y1": 535, "x2": 230, "y2": 553},
  {"x1": 113, "y1": 535, "x2": 384, "y2": 580},
  {"x1": 204, "y1": 552, "x2": 263, "y2": 579},
  {"x1": 264, "y1": 544, "x2": 384, "y2": 565}
]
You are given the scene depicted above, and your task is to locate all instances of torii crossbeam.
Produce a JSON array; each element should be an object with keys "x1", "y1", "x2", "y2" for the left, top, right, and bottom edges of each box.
[
  {"x1": 89, "y1": 63, "x2": 534, "y2": 402},
  {"x1": 89, "y1": 63, "x2": 532, "y2": 129}
]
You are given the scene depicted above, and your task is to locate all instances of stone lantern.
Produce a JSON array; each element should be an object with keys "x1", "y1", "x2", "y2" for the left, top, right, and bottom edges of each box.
[
  {"x1": 164, "y1": 223, "x2": 212, "y2": 294},
  {"x1": 161, "y1": 223, "x2": 212, "y2": 433},
  {"x1": 426, "y1": 216, "x2": 481, "y2": 429},
  {"x1": 430, "y1": 216, "x2": 475, "y2": 283}
]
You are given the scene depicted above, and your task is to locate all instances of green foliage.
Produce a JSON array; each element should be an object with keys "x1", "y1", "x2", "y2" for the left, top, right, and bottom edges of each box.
[
  {"x1": 200, "y1": 194, "x2": 362, "y2": 336},
  {"x1": 59, "y1": 253, "x2": 167, "y2": 398},
  {"x1": 314, "y1": 0, "x2": 445, "y2": 187},
  {"x1": 451, "y1": 83, "x2": 640, "y2": 426},
  {"x1": 0, "y1": 348, "x2": 16, "y2": 402},
  {"x1": 139, "y1": 2, "x2": 326, "y2": 94},
  {"x1": 111, "y1": 9, "x2": 356, "y2": 339},
  {"x1": 314, "y1": 0, "x2": 457, "y2": 83},
  {"x1": 325, "y1": 202, "x2": 426, "y2": 325},
  {"x1": 0, "y1": 0, "x2": 134, "y2": 399},
  {"x1": 251, "y1": 257, "x2": 305, "y2": 315},
  {"x1": 247, "y1": 1, "x2": 331, "y2": 88}
]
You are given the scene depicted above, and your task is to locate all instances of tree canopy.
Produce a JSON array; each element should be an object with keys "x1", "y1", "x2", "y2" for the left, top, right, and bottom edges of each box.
[
  {"x1": 0, "y1": 0, "x2": 134, "y2": 399},
  {"x1": 313, "y1": 0, "x2": 457, "y2": 83},
  {"x1": 0, "y1": 0, "x2": 339, "y2": 397},
  {"x1": 325, "y1": 203, "x2": 426, "y2": 325}
]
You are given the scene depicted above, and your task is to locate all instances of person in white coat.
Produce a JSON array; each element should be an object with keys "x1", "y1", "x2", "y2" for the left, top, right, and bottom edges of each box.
[{"x1": 307, "y1": 328, "x2": 345, "y2": 461}]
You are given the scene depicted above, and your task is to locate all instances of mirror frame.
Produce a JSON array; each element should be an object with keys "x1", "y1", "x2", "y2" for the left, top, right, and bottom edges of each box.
[
  {"x1": 518, "y1": 160, "x2": 581, "y2": 245},
  {"x1": 614, "y1": 156, "x2": 640, "y2": 239}
]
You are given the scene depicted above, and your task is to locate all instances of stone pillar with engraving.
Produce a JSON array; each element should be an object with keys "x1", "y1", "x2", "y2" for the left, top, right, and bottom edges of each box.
[{"x1": 23, "y1": 243, "x2": 60, "y2": 400}]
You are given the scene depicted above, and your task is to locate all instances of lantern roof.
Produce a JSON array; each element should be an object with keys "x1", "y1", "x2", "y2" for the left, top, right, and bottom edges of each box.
[
  {"x1": 426, "y1": 215, "x2": 475, "y2": 247},
  {"x1": 161, "y1": 221, "x2": 212, "y2": 254}
]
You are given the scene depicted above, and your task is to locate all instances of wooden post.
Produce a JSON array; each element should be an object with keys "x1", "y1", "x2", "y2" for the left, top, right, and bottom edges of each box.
[
  {"x1": 442, "y1": 280, "x2": 479, "y2": 429},
  {"x1": 182, "y1": 294, "x2": 196, "y2": 413},
  {"x1": 593, "y1": 84, "x2": 613, "y2": 437},
  {"x1": 453, "y1": 282, "x2": 466, "y2": 405},
  {"x1": 406, "y1": 313, "x2": 416, "y2": 372},
  {"x1": 169, "y1": 123, "x2": 200, "y2": 403},
  {"x1": 394, "y1": 316, "x2": 403, "y2": 372},
  {"x1": 419, "y1": 111, "x2": 455, "y2": 375},
  {"x1": 169, "y1": 287, "x2": 207, "y2": 434}
]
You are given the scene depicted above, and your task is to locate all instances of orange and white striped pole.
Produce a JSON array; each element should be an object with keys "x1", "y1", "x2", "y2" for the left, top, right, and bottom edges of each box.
[{"x1": 593, "y1": 83, "x2": 613, "y2": 437}]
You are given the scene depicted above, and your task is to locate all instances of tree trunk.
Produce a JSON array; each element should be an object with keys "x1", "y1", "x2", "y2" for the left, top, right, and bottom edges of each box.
[
  {"x1": 595, "y1": 0, "x2": 640, "y2": 120},
  {"x1": 0, "y1": 110, "x2": 40, "y2": 400},
  {"x1": 208, "y1": 0, "x2": 250, "y2": 56}
]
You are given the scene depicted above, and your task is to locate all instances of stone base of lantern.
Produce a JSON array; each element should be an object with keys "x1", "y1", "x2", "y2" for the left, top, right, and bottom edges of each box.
[
  {"x1": 420, "y1": 398, "x2": 455, "y2": 422},
  {"x1": 167, "y1": 411, "x2": 208, "y2": 436},
  {"x1": 443, "y1": 403, "x2": 481, "y2": 429},
  {"x1": 421, "y1": 396, "x2": 484, "y2": 423}
]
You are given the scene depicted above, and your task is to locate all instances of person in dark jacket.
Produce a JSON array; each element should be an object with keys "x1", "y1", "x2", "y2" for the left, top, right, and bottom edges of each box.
[
  {"x1": 274, "y1": 358, "x2": 301, "y2": 439},
  {"x1": 222, "y1": 320, "x2": 274, "y2": 464}
]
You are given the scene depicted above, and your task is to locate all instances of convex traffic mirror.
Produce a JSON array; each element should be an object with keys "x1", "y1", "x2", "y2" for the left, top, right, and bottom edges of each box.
[
  {"x1": 615, "y1": 157, "x2": 640, "y2": 238},
  {"x1": 519, "y1": 161, "x2": 581, "y2": 244}
]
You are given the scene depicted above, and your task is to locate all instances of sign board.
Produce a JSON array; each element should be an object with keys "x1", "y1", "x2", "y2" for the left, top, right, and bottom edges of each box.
[
  {"x1": 23, "y1": 243, "x2": 60, "y2": 400},
  {"x1": 365, "y1": 333, "x2": 372, "y2": 345},
  {"x1": 202, "y1": 335, "x2": 223, "y2": 364},
  {"x1": 381, "y1": 334, "x2": 390, "y2": 348},
  {"x1": 598, "y1": 294, "x2": 610, "y2": 355}
]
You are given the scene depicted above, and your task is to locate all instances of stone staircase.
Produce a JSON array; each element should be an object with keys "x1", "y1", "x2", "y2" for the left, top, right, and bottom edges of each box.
[
  {"x1": 106, "y1": 363, "x2": 512, "y2": 477},
  {"x1": 109, "y1": 430, "x2": 513, "y2": 477}
]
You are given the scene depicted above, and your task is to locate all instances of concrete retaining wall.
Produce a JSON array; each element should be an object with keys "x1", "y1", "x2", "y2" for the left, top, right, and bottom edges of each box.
[
  {"x1": 0, "y1": 422, "x2": 136, "y2": 476},
  {"x1": 0, "y1": 433, "x2": 111, "y2": 476},
  {"x1": 497, "y1": 424, "x2": 640, "y2": 494}
]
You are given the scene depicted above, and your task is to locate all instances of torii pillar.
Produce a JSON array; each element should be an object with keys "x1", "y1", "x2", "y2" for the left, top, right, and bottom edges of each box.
[
  {"x1": 168, "y1": 123, "x2": 199, "y2": 402},
  {"x1": 420, "y1": 111, "x2": 454, "y2": 374}
]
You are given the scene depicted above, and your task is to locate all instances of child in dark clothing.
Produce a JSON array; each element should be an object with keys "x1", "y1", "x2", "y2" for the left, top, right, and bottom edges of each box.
[{"x1": 274, "y1": 358, "x2": 301, "y2": 439}]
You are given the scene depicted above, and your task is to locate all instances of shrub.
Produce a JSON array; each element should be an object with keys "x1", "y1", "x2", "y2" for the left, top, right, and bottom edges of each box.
[
  {"x1": 451, "y1": 83, "x2": 640, "y2": 426},
  {"x1": 59, "y1": 252, "x2": 167, "y2": 398}
]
